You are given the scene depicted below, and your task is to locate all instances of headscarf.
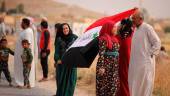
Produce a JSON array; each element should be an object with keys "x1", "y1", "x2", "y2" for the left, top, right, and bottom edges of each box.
[
  {"x1": 55, "y1": 23, "x2": 62, "y2": 38},
  {"x1": 119, "y1": 18, "x2": 133, "y2": 39},
  {"x1": 61, "y1": 23, "x2": 73, "y2": 40},
  {"x1": 99, "y1": 21, "x2": 118, "y2": 50}
]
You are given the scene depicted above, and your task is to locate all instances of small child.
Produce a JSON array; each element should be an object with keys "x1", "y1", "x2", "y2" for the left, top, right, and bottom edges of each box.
[
  {"x1": 21, "y1": 39, "x2": 33, "y2": 89},
  {"x1": 0, "y1": 39, "x2": 14, "y2": 86}
]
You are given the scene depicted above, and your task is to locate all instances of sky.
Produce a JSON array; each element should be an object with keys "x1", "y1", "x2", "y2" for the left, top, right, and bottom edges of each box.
[{"x1": 55, "y1": 0, "x2": 170, "y2": 19}]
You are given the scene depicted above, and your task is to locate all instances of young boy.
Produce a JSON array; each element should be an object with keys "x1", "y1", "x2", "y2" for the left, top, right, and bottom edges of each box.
[
  {"x1": 0, "y1": 39, "x2": 14, "y2": 86},
  {"x1": 21, "y1": 39, "x2": 33, "y2": 89}
]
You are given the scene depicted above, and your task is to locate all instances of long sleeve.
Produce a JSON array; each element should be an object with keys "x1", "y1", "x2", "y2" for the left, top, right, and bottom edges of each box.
[
  {"x1": 26, "y1": 49, "x2": 33, "y2": 65},
  {"x1": 1, "y1": 23, "x2": 6, "y2": 36},
  {"x1": 147, "y1": 25, "x2": 161, "y2": 56},
  {"x1": 43, "y1": 31, "x2": 50, "y2": 50},
  {"x1": 97, "y1": 39, "x2": 106, "y2": 67},
  {"x1": 54, "y1": 38, "x2": 61, "y2": 63}
]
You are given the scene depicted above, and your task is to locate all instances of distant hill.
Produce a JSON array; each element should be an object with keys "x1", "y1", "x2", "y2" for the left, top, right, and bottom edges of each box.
[{"x1": 4, "y1": 0, "x2": 104, "y2": 22}]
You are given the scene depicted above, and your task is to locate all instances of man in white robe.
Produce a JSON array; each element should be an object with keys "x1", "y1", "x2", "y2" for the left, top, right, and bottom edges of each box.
[
  {"x1": 0, "y1": 16, "x2": 6, "y2": 39},
  {"x1": 27, "y1": 17, "x2": 39, "y2": 80},
  {"x1": 128, "y1": 10, "x2": 161, "y2": 96},
  {"x1": 14, "y1": 18, "x2": 36, "y2": 87}
]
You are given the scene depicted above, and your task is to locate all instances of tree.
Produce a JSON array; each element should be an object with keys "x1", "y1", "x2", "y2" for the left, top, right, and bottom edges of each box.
[
  {"x1": 164, "y1": 26, "x2": 170, "y2": 33},
  {"x1": 16, "y1": 3, "x2": 25, "y2": 14},
  {"x1": 0, "y1": 0, "x2": 6, "y2": 12},
  {"x1": 7, "y1": 9, "x2": 17, "y2": 14}
]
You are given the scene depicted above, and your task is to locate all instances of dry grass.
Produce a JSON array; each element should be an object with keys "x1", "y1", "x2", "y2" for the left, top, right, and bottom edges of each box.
[
  {"x1": 153, "y1": 34, "x2": 170, "y2": 96},
  {"x1": 153, "y1": 60, "x2": 170, "y2": 96}
]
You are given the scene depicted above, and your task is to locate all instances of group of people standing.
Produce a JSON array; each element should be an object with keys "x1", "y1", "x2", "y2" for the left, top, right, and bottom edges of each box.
[
  {"x1": 53, "y1": 9, "x2": 161, "y2": 96},
  {"x1": 0, "y1": 18, "x2": 34, "y2": 88},
  {"x1": 96, "y1": 9, "x2": 161, "y2": 96},
  {"x1": 0, "y1": 8, "x2": 161, "y2": 96},
  {"x1": 0, "y1": 16, "x2": 51, "y2": 88},
  {"x1": 0, "y1": 15, "x2": 78, "y2": 95}
]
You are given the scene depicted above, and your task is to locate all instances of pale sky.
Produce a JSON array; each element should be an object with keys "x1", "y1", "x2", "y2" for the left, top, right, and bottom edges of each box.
[{"x1": 55, "y1": 0, "x2": 170, "y2": 19}]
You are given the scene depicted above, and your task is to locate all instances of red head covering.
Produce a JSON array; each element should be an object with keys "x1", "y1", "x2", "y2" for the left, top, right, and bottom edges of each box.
[{"x1": 99, "y1": 21, "x2": 118, "y2": 50}]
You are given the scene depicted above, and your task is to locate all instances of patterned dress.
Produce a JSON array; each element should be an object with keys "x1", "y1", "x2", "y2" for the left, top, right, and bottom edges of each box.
[{"x1": 96, "y1": 39, "x2": 120, "y2": 96}]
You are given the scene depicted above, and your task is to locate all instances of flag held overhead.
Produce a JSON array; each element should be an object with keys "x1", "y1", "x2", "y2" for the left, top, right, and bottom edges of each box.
[{"x1": 62, "y1": 8, "x2": 137, "y2": 68}]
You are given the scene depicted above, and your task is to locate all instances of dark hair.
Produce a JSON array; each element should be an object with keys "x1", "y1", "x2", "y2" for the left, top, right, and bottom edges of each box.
[
  {"x1": 55, "y1": 23, "x2": 62, "y2": 37},
  {"x1": 61, "y1": 23, "x2": 73, "y2": 36},
  {"x1": 119, "y1": 18, "x2": 133, "y2": 39},
  {"x1": 55, "y1": 23, "x2": 61, "y2": 29},
  {"x1": 160, "y1": 46, "x2": 166, "y2": 52},
  {"x1": 41, "y1": 21, "x2": 48, "y2": 29},
  {"x1": 22, "y1": 39, "x2": 30, "y2": 45},
  {"x1": 22, "y1": 18, "x2": 30, "y2": 26}
]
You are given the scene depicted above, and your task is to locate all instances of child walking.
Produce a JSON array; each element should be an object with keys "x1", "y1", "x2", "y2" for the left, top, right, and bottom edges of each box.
[
  {"x1": 0, "y1": 39, "x2": 14, "y2": 86},
  {"x1": 21, "y1": 39, "x2": 33, "y2": 89}
]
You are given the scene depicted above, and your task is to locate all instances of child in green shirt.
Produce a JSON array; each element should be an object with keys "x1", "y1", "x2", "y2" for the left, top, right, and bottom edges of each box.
[{"x1": 21, "y1": 39, "x2": 33, "y2": 89}]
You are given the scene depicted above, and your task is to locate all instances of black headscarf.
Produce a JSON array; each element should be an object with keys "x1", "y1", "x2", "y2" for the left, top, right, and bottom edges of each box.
[
  {"x1": 55, "y1": 23, "x2": 62, "y2": 38},
  {"x1": 54, "y1": 23, "x2": 62, "y2": 45},
  {"x1": 61, "y1": 23, "x2": 74, "y2": 41},
  {"x1": 119, "y1": 18, "x2": 133, "y2": 39},
  {"x1": 60, "y1": 23, "x2": 77, "y2": 47}
]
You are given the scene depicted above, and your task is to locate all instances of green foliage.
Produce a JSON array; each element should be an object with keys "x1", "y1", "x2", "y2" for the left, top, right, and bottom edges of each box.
[
  {"x1": 164, "y1": 26, "x2": 170, "y2": 33},
  {"x1": 16, "y1": 3, "x2": 25, "y2": 13},
  {"x1": 6, "y1": 3, "x2": 25, "y2": 14},
  {"x1": 0, "y1": 0, "x2": 6, "y2": 12},
  {"x1": 7, "y1": 9, "x2": 17, "y2": 14}
]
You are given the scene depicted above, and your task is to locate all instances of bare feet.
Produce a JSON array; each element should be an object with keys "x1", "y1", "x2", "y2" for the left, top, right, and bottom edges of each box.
[
  {"x1": 16, "y1": 85, "x2": 23, "y2": 89},
  {"x1": 9, "y1": 83, "x2": 13, "y2": 87},
  {"x1": 38, "y1": 78, "x2": 48, "y2": 82},
  {"x1": 27, "y1": 85, "x2": 31, "y2": 89}
]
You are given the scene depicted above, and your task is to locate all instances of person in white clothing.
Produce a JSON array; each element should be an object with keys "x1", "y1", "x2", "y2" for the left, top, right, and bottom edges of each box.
[
  {"x1": 14, "y1": 18, "x2": 36, "y2": 88},
  {"x1": 0, "y1": 16, "x2": 6, "y2": 39},
  {"x1": 128, "y1": 10, "x2": 161, "y2": 96}
]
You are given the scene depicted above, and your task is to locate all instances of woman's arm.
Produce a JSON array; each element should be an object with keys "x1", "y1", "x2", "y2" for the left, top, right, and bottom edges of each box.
[{"x1": 54, "y1": 38, "x2": 61, "y2": 65}]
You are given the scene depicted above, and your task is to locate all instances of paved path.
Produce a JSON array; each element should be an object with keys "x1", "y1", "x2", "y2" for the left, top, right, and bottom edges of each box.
[{"x1": 0, "y1": 57, "x2": 95, "y2": 96}]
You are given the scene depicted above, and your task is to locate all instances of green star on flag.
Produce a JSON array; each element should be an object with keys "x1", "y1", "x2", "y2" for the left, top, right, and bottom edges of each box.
[{"x1": 93, "y1": 32, "x2": 98, "y2": 39}]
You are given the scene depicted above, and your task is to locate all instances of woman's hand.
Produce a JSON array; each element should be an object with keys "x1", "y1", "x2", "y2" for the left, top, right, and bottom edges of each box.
[
  {"x1": 57, "y1": 60, "x2": 62, "y2": 64},
  {"x1": 99, "y1": 68, "x2": 105, "y2": 75}
]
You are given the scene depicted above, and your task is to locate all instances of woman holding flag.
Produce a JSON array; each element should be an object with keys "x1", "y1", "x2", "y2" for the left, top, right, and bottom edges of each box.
[
  {"x1": 54, "y1": 23, "x2": 78, "y2": 96},
  {"x1": 96, "y1": 21, "x2": 120, "y2": 96},
  {"x1": 60, "y1": 8, "x2": 137, "y2": 96}
]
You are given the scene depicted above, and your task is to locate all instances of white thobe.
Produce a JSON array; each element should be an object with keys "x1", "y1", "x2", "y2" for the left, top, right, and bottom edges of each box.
[
  {"x1": 14, "y1": 27, "x2": 36, "y2": 87},
  {"x1": 0, "y1": 22, "x2": 6, "y2": 39},
  {"x1": 128, "y1": 23, "x2": 161, "y2": 96}
]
